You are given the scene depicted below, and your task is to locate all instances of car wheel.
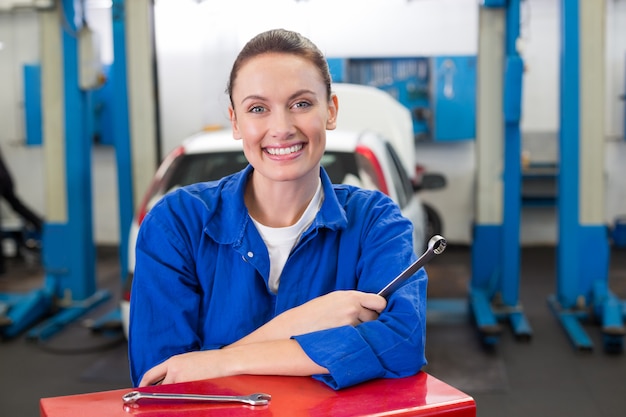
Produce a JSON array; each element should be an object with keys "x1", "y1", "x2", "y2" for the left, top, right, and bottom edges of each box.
[{"x1": 423, "y1": 203, "x2": 443, "y2": 244}]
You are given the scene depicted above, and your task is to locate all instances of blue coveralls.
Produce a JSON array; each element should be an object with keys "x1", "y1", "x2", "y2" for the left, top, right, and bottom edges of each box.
[{"x1": 129, "y1": 166, "x2": 427, "y2": 389}]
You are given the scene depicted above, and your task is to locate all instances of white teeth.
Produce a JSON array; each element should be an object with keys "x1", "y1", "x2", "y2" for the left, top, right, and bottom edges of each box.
[{"x1": 266, "y1": 144, "x2": 303, "y2": 155}]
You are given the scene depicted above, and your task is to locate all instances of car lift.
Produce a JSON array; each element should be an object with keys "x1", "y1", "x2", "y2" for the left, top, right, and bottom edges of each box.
[
  {"x1": 0, "y1": 0, "x2": 163, "y2": 339},
  {"x1": 548, "y1": 0, "x2": 625, "y2": 353},
  {"x1": 81, "y1": 0, "x2": 137, "y2": 331},
  {"x1": 0, "y1": 1, "x2": 109, "y2": 340},
  {"x1": 88, "y1": 0, "x2": 160, "y2": 331},
  {"x1": 470, "y1": 0, "x2": 532, "y2": 346}
]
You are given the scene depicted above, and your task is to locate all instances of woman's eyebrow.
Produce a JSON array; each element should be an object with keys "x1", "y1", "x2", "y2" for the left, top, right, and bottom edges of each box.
[
  {"x1": 240, "y1": 89, "x2": 317, "y2": 105},
  {"x1": 240, "y1": 94, "x2": 265, "y2": 105},
  {"x1": 288, "y1": 89, "x2": 316, "y2": 100}
]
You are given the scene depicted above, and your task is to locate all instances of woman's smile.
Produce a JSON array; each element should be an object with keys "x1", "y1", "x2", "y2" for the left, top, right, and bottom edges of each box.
[{"x1": 264, "y1": 143, "x2": 305, "y2": 157}]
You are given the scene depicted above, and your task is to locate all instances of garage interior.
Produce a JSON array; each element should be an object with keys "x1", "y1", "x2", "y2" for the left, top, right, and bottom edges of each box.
[{"x1": 1, "y1": 0, "x2": 626, "y2": 416}]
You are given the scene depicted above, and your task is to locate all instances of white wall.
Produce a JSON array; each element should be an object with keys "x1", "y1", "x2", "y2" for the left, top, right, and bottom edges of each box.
[
  {"x1": 0, "y1": 0, "x2": 624, "y2": 245},
  {"x1": 0, "y1": 10, "x2": 46, "y2": 232}
]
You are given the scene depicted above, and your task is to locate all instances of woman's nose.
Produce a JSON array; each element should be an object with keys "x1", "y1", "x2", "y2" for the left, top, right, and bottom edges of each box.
[{"x1": 269, "y1": 109, "x2": 296, "y2": 139}]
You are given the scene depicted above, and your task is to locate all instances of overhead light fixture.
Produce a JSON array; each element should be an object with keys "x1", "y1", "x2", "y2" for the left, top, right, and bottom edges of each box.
[{"x1": 86, "y1": 0, "x2": 112, "y2": 8}]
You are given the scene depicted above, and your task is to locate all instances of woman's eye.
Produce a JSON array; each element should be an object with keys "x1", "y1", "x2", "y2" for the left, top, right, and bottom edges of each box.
[
  {"x1": 293, "y1": 101, "x2": 311, "y2": 109},
  {"x1": 249, "y1": 106, "x2": 266, "y2": 113}
]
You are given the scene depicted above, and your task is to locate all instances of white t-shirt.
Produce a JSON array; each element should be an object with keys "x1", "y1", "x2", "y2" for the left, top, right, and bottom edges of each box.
[{"x1": 251, "y1": 180, "x2": 324, "y2": 293}]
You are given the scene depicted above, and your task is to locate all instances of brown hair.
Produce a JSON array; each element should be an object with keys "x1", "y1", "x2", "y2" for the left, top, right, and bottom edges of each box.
[{"x1": 226, "y1": 29, "x2": 332, "y2": 106}]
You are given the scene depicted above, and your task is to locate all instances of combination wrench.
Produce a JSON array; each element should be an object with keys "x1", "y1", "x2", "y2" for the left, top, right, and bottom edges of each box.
[{"x1": 377, "y1": 235, "x2": 447, "y2": 299}]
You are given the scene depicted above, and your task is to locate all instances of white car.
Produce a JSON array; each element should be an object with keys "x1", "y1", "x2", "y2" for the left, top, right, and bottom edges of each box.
[{"x1": 120, "y1": 127, "x2": 427, "y2": 338}]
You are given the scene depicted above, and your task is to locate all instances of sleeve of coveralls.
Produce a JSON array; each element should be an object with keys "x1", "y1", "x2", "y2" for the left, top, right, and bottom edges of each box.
[
  {"x1": 293, "y1": 192, "x2": 428, "y2": 389},
  {"x1": 128, "y1": 198, "x2": 205, "y2": 387}
]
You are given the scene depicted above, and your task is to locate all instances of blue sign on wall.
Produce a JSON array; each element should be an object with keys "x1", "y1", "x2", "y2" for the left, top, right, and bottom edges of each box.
[
  {"x1": 22, "y1": 63, "x2": 115, "y2": 146},
  {"x1": 431, "y1": 56, "x2": 476, "y2": 141},
  {"x1": 327, "y1": 55, "x2": 476, "y2": 142},
  {"x1": 23, "y1": 64, "x2": 42, "y2": 146}
]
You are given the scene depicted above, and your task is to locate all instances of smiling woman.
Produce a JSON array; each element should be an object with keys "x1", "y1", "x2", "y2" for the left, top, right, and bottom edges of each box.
[
  {"x1": 228, "y1": 52, "x2": 336, "y2": 213},
  {"x1": 128, "y1": 28, "x2": 428, "y2": 391}
]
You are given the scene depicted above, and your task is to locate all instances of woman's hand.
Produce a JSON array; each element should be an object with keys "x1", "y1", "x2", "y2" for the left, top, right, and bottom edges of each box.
[
  {"x1": 285, "y1": 290, "x2": 386, "y2": 329},
  {"x1": 229, "y1": 290, "x2": 386, "y2": 348},
  {"x1": 138, "y1": 350, "x2": 231, "y2": 387}
]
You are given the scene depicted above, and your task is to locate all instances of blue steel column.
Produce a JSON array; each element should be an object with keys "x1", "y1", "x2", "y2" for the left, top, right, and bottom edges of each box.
[
  {"x1": 26, "y1": 0, "x2": 109, "y2": 340},
  {"x1": 112, "y1": 0, "x2": 132, "y2": 282},
  {"x1": 501, "y1": 0, "x2": 530, "y2": 338},
  {"x1": 551, "y1": 0, "x2": 621, "y2": 353},
  {"x1": 550, "y1": 0, "x2": 595, "y2": 351},
  {"x1": 88, "y1": 0, "x2": 134, "y2": 329},
  {"x1": 557, "y1": 0, "x2": 580, "y2": 312},
  {"x1": 37, "y1": 0, "x2": 98, "y2": 302},
  {"x1": 501, "y1": 0, "x2": 522, "y2": 309}
]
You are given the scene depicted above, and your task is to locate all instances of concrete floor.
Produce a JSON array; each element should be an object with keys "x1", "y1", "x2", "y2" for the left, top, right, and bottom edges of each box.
[{"x1": 1, "y1": 244, "x2": 626, "y2": 417}]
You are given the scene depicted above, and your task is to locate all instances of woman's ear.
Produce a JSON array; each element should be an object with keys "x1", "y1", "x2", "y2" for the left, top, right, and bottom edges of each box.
[
  {"x1": 228, "y1": 106, "x2": 242, "y2": 139},
  {"x1": 326, "y1": 94, "x2": 339, "y2": 130}
]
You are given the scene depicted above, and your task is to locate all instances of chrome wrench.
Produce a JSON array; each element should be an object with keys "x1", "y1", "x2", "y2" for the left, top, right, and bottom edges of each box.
[
  {"x1": 377, "y1": 235, "x2": 447, "y2": 299},
  {"x1": 122, "y1": 391, "x2": 271, "y2": 406}
]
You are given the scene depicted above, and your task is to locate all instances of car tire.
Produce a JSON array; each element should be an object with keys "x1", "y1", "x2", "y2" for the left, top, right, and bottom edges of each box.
[{"x1": 423, "y1": 203, "x2": 443, "y2": 244}]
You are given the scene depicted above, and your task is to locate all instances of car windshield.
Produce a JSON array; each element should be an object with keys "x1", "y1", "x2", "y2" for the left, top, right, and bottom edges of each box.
[
  {"x1": 162, "y1": 152, "x2": 249, "y2": 191},
  {"x1": 157, "y1": 151, "x2": 376, "y2": 193}
]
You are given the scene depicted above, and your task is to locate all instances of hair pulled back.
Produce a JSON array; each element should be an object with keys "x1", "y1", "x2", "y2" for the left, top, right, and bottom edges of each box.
[{"x1": 227, "y1": 29, "x2": 332, "y2": 106}]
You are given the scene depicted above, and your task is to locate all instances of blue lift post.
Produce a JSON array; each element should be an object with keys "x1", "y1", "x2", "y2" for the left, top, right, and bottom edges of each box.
[
  {"x1": 88, "y1": 0, "x2": 135, "y2": 331},
  {"x1": 470, "y1": 0, "x2": 532, "y2": 346},
  {"x1": 549, "y1": 0, "x2": 624, "y2": 353},
  {"x1": 0, "y1": 0, "x2": 109, "y2": 340},
  {"x1": 111, "y1": 0, "x2": 133, "y2": 303}
]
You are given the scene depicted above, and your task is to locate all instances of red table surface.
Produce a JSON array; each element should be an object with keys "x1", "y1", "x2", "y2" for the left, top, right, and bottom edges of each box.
[{"x1": 40, "y1": 372, "x2": 475, "y2": 417}]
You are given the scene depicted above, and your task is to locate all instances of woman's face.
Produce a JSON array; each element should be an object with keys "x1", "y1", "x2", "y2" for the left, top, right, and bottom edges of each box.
[{"x1": 228, "y1": 52, "x2": 338, "y2": 185}]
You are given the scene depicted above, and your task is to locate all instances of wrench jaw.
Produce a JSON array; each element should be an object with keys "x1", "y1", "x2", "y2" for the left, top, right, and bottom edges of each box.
[
  {"x1": 246, "y1": 393, "x2": 272, "y2": 406},
  {"x1": 428, "y1": 235, "x2": 447, "y2": 255},
  {"x1": 122, "y1": 391, "x2": 142, "y2": 405}
]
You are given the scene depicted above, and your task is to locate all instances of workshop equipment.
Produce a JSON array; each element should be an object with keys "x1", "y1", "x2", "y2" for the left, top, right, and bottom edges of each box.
[
  {"x1": 470, "y1": 0, "x2": 532, "y2": 346},
  {"x1": 122, "y1": 391, "x2": 271, "y2": 407},
  {"x1": 548, "y1": 0, "x2": 624, "y2": 353},
  {"x1": 327, "y1": 55, "x2": 476, "y2": 144},
  {"x1": 0, "y1": 0, "x2": 109, "y2": 340},
  {"x1": 612, "y1": 216, "x2": 626, "y2": 248}
]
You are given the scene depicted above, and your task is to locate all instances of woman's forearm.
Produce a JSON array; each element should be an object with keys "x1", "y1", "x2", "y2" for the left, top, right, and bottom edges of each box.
[
  {"x1": 225, "y1": 339, "x2": 329, "y2": 376},
  {"x1": 139, "y1": 339, "x2": 328, "y2": 387}
]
